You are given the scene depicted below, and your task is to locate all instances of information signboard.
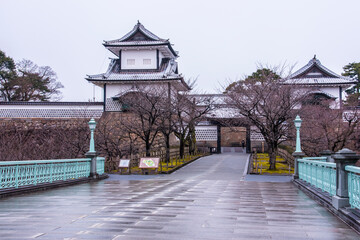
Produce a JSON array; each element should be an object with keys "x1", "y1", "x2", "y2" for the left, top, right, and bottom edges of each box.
[
  {"x1": 119, "y1": 159, "x2": 130, "y2": 168},
  {"x1": 139, "y1": 158, "x2": 160, "y2": 168}
]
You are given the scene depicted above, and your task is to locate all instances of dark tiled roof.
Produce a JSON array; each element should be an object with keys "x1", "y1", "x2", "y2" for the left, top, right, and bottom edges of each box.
[
  {"x1": 285, "y1": 56, "x2": 356, "y2": 86},
  {"x1": 86, "y1": 58, "x2": 182, "y2": 81},
  {"x1": 105, "y1": 21, "x2": 165, "y2": 43},
  {"x1": 103, "y1": 22, "x2": 178, "y2": 57}
]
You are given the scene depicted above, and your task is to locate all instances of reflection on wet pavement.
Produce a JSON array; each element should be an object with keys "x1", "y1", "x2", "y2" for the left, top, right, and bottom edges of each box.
[{"x1": 0, "y1": 153, "x2": 358, "y2": 239}]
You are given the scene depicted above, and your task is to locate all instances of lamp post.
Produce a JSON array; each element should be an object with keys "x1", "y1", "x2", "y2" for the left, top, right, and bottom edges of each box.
[
  {"x1": 86, "y1": 118, "x2": 98, "y2": 178},
  {"x1": 88, "y1": 118, "x2": 97, "y2": 153},
  {"x1": 294, "y1": 115, "x2": 302, "y2": 153},
  {"x1": 292, "y1": 115, "x2": 304, "y2": 179}
]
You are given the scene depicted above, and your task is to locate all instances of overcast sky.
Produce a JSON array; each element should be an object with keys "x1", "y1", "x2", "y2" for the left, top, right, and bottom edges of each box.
[{"x1": 1, "y1": 0, "x2": 359, "y2": 101}]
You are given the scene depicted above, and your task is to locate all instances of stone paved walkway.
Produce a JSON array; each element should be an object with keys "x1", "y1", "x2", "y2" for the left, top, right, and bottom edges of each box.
[{"x1": 0, "y1": 153, "x2": 359, "y2": 239}]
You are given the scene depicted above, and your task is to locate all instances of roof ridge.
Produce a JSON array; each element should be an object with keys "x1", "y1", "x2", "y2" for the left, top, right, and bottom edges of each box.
[
  {"x1": 289, "y1": 56, "x2": 353, "y2": 81},
  {"x1": 104, "y1": 22, "x2": 165, "y2": 44}
]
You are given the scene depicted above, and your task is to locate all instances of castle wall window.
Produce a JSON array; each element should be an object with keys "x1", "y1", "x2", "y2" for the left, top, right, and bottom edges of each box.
[
  {"x1": 121, "y1": 50, "x2": 157, "y2": 69},
  {"x1": 127, "y1": 59, "x2": 135, "y2": 65},
  {"x1": 143, "y1": 59, "x2": 151, "y2": 65}
]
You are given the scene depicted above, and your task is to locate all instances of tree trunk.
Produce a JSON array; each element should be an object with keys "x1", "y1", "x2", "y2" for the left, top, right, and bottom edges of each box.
[
  {"x1": 268, "y1": 145, "x2": 277, "y2": 170},
  {"x1": 188, "y1": 125, "x2": 196, "y2": 155},
  {"x1": 165, "y1": 134, "x2": 170, "y2": 163},
  {"x1": 179, "y1": 137, "x2": 185, "y2": 158},
  {"x1": 145, "y1": 141, "x2": 151, "y2": 157}
]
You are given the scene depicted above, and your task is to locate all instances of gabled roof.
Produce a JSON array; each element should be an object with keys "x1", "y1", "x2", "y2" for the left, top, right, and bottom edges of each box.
[
  {"x1": 103, "y1": 21, "x2": 178, "y2": 57},
  {"x1": 107, "y1": 21, "x2": 165, "y2": 43},
  {"x1": 285, "y1": 56, "x2": 356, "y2": 86}
]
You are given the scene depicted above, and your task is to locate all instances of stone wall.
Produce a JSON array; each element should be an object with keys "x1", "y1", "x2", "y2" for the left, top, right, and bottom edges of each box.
[
  {"x1": 0, "y1": 118, "x2": 91, "y2": 161},
  {"x1": 0, "y1": 112, "x2": 169, "y2": 171},
  {"x1": 0, "y1": 118, "x2": 92, "y2": 130}
]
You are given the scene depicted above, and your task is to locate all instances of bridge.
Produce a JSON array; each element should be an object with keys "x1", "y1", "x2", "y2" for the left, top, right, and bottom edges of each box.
[{"x1": 0, "y1": 152, "x2": 359, "y2": 239}]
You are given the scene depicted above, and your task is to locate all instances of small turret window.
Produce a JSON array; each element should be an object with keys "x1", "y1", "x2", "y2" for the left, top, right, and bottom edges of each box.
[
  {"x1": 127, "y1": 59, "x2": 135, "y2": 65},
  {"x1": 143, "y1": 59, "x2": 151, "y2": 65}
]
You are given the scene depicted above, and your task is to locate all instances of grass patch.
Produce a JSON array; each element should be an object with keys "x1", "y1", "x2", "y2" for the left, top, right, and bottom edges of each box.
[
  {"x1": 116, "y1": 154, "x2": 205, "y2": 175},
  {"x1": 252, "y1": 153, "x2": 294, "y2": 175}
]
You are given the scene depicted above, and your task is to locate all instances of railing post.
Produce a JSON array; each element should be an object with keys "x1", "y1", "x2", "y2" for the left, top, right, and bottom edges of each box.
[
  {"x1": 15, "y1": 165, "x2": 19, "y2": 188},
  {"x1": 292, "y1": 115, "x2": 305, "y2": 179},
  {"x1": 86, "y1": 118, "x2": 99, "y2": 179},
  {"x1": 320, "y1": 150, "x2": 333, "y2": 163},
  {"x1": 332, "y1": 148, "x2": 360, "y2": 210}
]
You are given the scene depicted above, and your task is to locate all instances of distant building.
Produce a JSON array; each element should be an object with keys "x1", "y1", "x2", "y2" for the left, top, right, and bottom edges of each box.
[
  {"x1": 86, "y1": 21, "x2": 190, "y2": 112},
  {"x1": 0, "y1": 23, "x2": 357, "y2": 155},
  {"x1": 284, "y1": 56, "x2": 356, "y2": 108}
]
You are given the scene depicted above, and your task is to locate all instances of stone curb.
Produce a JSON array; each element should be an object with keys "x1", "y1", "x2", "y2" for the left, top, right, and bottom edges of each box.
[
  {"x1": 0, "y1": 174, "x2": 108, "y2": 199},
  {"x1": 293, "y1": 178, "x2": 360, "y2": 234}
]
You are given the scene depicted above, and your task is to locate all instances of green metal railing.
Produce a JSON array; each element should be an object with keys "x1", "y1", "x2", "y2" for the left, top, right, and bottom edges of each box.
[
  {"x1": 346, "y1": 165, "x2": 360, "y2": 210},
  {"x1": 96, "y1": 157, "x2": 105, "y2": 175},
  {"x1": 298, "y1": 159, "x2": 336, "y2": 196},
  {"x1": 0, "y1": 157, "x2": 105, "y2": 189}
]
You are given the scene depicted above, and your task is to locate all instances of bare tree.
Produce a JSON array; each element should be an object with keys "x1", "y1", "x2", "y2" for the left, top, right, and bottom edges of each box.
[
  {"x1": 172, "y1": 92, "x2": 214, "y2": 158},
  {"x1": 157, "y1": 85, "x2": 177, "y2": 163},
  {"x1": 0, "y1": 120, "x2": 89, "y2": 161},
  {"x1": 225, "y1": 68, "x2": 308, "y2": 170},
  {"x1": 117, "y1": 85, "x2": 167, "y2": 157},
  {"x1": 301, "y1": 103, "x2": 359, "y2": 156}
]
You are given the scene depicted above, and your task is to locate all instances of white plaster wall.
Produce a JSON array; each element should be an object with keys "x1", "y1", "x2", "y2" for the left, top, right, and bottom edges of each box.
[
  {"x1": 319, "y1": 86, "x2": 341, "y2": 109},
  {"x1": 121, "y1": 50, "x2": 157, "y2": 69},
  {"x1": 106, "y1": 84, "x2": 133, "y2": 97},
  {"x1": 158, "y1": 51, "x2": 164, "y2": 68},
  {"x1": 320, "y1": 87, "x2": 340, "y2": 99}
]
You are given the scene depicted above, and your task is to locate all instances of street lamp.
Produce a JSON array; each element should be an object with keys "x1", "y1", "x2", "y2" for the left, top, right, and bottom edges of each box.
[
  {"x1": 294, "y1": 115, "x2": 302, "y2": 153},
  {"x1": 88, "y1": 118, "x2": 97, "y2": 153},
  {"x1": 86, "y1": 118, "x2": 98, "y2": 178},
  {"x1": 293, "y1": 115, "x2": 304, "y2": 179}
]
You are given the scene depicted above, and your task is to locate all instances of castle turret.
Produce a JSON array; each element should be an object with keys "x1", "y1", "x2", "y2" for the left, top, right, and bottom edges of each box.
[{"x1": 86, "y1": 22, "x2": 189, "y2": 111}]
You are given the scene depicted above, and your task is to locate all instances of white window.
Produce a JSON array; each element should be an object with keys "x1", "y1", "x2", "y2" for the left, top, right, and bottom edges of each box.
[
  {"x1": 143, "y1": 59, "x2": 151, "y2": 65},
  {"x1": 127, "y1": 59, "x2": 135, "y2": 65}
]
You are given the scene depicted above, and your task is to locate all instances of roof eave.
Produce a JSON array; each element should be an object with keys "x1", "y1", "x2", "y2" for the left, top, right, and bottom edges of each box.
[
  {"x1": 283, "y1": 82, "x2": 356, "y2": 87},
  {"x1": 103, "y1": 42, "x2": 178, "y2": 58}
]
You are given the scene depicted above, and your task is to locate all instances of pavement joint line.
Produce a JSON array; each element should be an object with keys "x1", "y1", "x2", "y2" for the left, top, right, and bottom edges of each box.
[
  {"x1": 30, "y1": 233, "x2": 45, "y2": 238},
  {"x1": 90, "y1": 223, "x2": 104, "y2": 228}
]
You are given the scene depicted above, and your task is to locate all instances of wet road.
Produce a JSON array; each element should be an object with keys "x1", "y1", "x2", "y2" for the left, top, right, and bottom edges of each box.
[{"x1": 0, "y1": 153, "x2": 359, "y2": 239}]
